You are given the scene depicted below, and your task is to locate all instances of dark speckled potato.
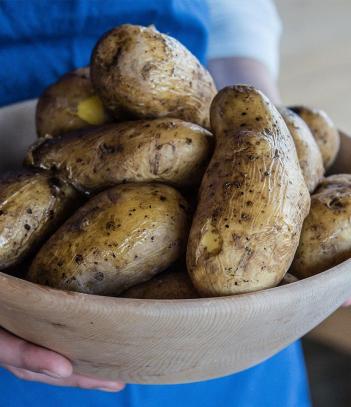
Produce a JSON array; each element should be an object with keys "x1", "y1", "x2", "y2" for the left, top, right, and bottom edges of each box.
[
  {"x1": 0, "y1": 171, "x2": 78, "y2": 270},
  {"x1": 291, "y1": 175, "x2": 351, "y2": 278},
  {"x1": 36, "y1": 67, "x2": 114, "y2": 138},
  {"x1": 26, "y1": 118, "x2": 213, "y2": 194},
  {"x1": 121, "y1": 266, "x2": 199, "y2": 299},
  {"x1": 90, "y1": 25, "x2": 217, "y2": 128},
  {"x1": 290, "y1": 105, "x2": 340, "y2": 170},
  {"x1": 27, "y1": 183, "x2": 190, "y2": 295},
  {"x1": 186, "y1": 85, "x2": 310, "y2": 297}
]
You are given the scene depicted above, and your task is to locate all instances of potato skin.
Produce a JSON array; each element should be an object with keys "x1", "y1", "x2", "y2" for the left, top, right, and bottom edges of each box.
[
  {"x1": 279, "y1": 273, "x2": 298, "y2": 286},
  {"x1": 0, "y1": 171, "x2": 78, "y2": 270},
  {"x1": 121, "y1": 266, "x2": 199, "y2": 299},
  {"x1": 186, "y1": 86, "x2": 310, "y2": 297},
  {"x1": 315, "y1": 173, "x2": 351, "y2": 193},
  {"x1": 26, "y1": 119, "x2": 213, "y2": 193},
  {"x1": 90, "y1": 24, "x2": 216, "y2": 128},
  {"x1": 290, "y1": 106, "x2": 340, "y2": 169},
  {"x1": 278, "y1": 107, "x2": 324, "y2": 192},
  {"x1": 36, "y1": 67, "x2": 113, "y2": 138},
  {"x1": 27, "y1": 184, "x2": 190, "y2": 295},
  {"x1": 291, "y1": 179, "x2": 351, "y2": 278}
]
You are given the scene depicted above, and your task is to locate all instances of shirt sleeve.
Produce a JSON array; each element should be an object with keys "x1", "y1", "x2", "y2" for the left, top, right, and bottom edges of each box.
[{"x1": 207, "y1": 0, "x2": 282, "y2": 78}]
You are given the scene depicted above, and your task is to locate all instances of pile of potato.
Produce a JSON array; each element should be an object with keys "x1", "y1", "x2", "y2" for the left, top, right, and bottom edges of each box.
[{"x1": 0, "y1": 24, "x2": 349, "y2": 299}]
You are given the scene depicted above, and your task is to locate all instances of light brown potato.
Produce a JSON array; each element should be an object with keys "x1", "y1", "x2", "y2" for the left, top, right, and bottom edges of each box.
[
  {"x1": 291, "y1": 178, "x2": 351, "y2": 278},
  {"x1": 90, "y1": 24, "x2": 216, "y2": 128},
  {"x1": 278, "y1": 107, "x2": 324, "y2": 192},
  {"x1": 187, "y1": 85, "x2": 310, "y2": 297},
  {"x1": 315, "y1": 173, "x2": 351, "y2": 193},
  {"x1": 0, "y1": 171, "x2": 78, "y2": 270},
  {"x1": 36, "y1": 67, "x2": 113, "y2": 138},
  {"x1": 27, "y1": 183, "x2": 190, "y2": 295},
  {"x1": 290, "y1": 106, "x2": 340, "y2": 169},
  {"x1": 26, "y1": 119, "x2": 213, "y2": 194},
  {"x1": 121, "y1": 266, "x2": 199, "y2": 299}
]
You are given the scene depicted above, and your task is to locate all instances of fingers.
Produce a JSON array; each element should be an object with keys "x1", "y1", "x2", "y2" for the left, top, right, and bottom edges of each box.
[
  {"x1": 4, "y1": 365, "x2": 125, "y2": 391},
  {"x1": 0, "y1": 328, "x2": 126, "y2": 391},
  {"x1": 0, "y1": 328, "x2": 72, "y2": 378},
  {"x1": 343, "y1": 299, "x2": 351, "y2": 307}
]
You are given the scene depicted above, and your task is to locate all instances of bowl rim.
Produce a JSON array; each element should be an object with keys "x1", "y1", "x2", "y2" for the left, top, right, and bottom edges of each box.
[{"x1": 1, "y1": 257, "x2": 351, "y2": 312}]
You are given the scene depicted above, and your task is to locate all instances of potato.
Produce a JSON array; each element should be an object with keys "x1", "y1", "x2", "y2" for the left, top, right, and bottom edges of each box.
[
  {"x1": 26, "y1": 119, "x2": 213, "y2": 193},
  {"x1": 121, "y1": 266, "x2": 199, "y2": 299},
  {"x1": 279, "y1": 273, "x2": 299, "y2": 286},
  {"x1": 291, "y1": 178, "x2": 351, "y2": 278},
  {"x1": 315, "y1": 173, "x2": 351, "y2": 193},
  {"x1": 1, "y1": 259, "x2": 31, "y2": 279},
  {"x1": 27, "y1": 183, "x2": 190, "y2": 295},
  {"x1": 36, "y1": 67, "x2": 113, "y2": 138},
  {"x1": 186, "y1": 86, "x2": 310, "y2": 297},
  {"x1": 90, "y1": 24, "x2": 216, "y2": 128},
  {"x1": 290, "y1": 106, "x2": 340, "y2": 169},
  {"x1": 278, "y1": 107, "x2": 324, "y2": 192},
  {"x1": 0, "y1": 171, "x2": 78, "y2": 270}
]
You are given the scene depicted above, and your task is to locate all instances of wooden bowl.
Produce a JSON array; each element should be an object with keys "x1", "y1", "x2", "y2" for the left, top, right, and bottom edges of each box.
[{"x1": 0, "y1": 101, "x2": 351, "y2": 384}]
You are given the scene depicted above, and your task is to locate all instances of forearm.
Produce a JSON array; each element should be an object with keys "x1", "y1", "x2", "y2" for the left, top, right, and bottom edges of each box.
[{"x1": 208, "y1": 57, "x2": 281, "y2": 104}]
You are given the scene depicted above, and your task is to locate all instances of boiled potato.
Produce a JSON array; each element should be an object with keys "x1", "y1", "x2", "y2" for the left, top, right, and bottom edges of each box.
[
  {"x1": 26, "y1": 118, "x2": 213, "y2": 193},
  {"x1": 36, "y1": 67, "x2": 113, "y2": 138},
  {"x1": 278, "y1": 107, "x2": 324, "y2": 192},
  {"x1": 290, "y1": 106, "x2": 340, "y2": 169},
  {"x1": 27, "y1": 183, "x2": 190, "y2": 295},
  {"x1": 315, "y1": 173, "x2": 351, "y2": 193},
  {"x1": 187, "y1": 85, "x2": 310, "y2": 297},
  {"x1": 0, "y1": 171, "x2": 78, "y2": 270},
  {"x1": 291, "y1": 177, "x2": 351, "y2": 278},
  {"x1": 90, "y1": 24, "x2": 216, "y2": 128},
  {"x1": 121, "y1": 266, "x2": 199, "y2": 299},
  {"x1": 279, "y1": 273, "x2": 299, "y2": 286}
]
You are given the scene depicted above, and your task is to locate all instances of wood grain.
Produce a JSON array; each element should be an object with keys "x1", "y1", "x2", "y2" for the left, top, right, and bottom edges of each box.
[
  {"x1": 1, "y1": 103, "x2": 351, "y2": 384},
  {"x1": 0, "y1": 261, "x2": 350, "y2": 384},
  {"x1": 276, "y1": 1, "x2": 351, "y2": 353},
  {"x1": 0, "y1": 100, "x2": 36, "y2": 172}
]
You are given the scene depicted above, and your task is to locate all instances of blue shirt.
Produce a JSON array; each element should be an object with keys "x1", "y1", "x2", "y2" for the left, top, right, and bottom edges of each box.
[
  {"x1": 0, "y1": 1, "x2": 310, "y2": 406},
  {"x1": 0, "y1": 0, "x2": 209, "y2": 106},
  {"x1": 0, "y1": 0, "x2": 282, "y2": 107}
]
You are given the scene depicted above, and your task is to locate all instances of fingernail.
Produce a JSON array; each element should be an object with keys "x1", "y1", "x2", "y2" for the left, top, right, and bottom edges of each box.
[
  {"x1": 97, "y1": 383, "x2": 125, "y2": 392},
  {"x1": 97, "y1": 387, "x2": 120, "y2": 392}
]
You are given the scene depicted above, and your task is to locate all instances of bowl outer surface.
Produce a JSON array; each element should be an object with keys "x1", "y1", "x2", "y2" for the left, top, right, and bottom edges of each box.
[
  {"x1": 0, "y1": 102, "x2": 351, "y2": 384},
  {"x1": 0, "y1": 261, "x2": 350, "y2": 384}
]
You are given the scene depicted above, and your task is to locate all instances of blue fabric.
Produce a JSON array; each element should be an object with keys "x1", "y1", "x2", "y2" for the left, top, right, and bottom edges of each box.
[
  {"x1": 0, "y1": 342, "x2": 310, "y2": 407},
  {"x1": 0, "y1": 0, "x2": 209, "y2": 106},
  {"x1": 0, "y1": 1, "x2": 310, "y2": 406}
]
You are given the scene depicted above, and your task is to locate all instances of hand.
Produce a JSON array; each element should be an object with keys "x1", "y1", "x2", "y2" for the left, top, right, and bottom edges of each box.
[
  {"x1": 0, "y1": 328, "x2": 125, "y2": 391},
  {"x1": 343, "y1": 299, "x2": 351, "y2": 307}
]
